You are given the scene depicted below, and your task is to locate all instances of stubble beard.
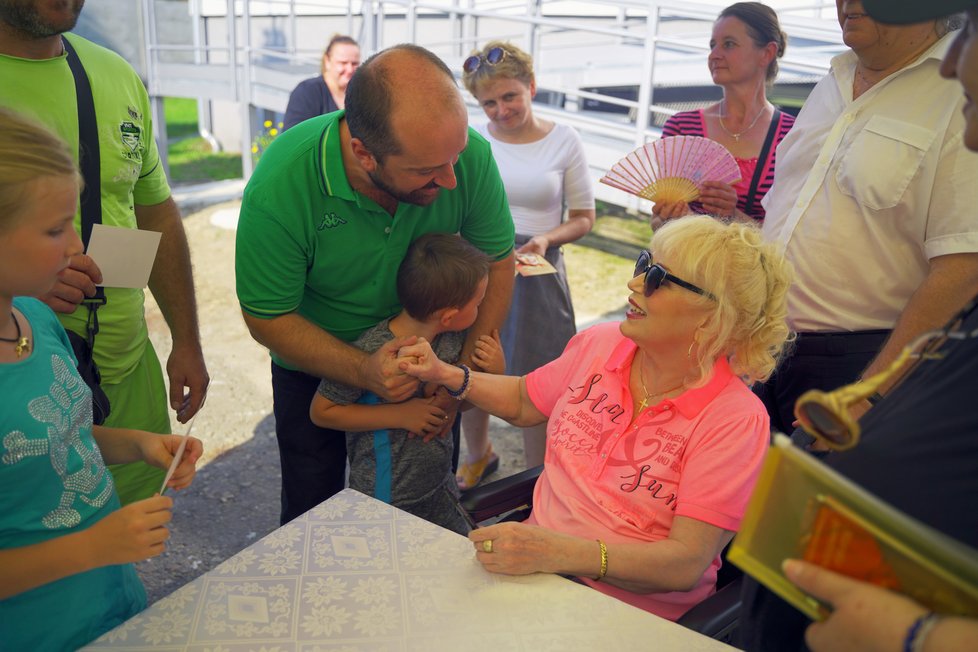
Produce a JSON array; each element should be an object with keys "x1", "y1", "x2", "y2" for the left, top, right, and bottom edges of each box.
[
  {"x1": 367, "y1": 167, "x2": 439, "y2": 207},
  {"x1": 0, "y1": 0, "x2": 84, "y2": 38}
]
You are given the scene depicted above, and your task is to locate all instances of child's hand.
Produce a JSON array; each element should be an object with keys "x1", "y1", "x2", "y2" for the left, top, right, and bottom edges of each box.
[
  {"x1": 400, "y1": 397, "x2": 449, "y2": 438},
  {"x1": 472, "y1": 329, "x2": 505, "y2": 375},
  {"x1": 87, "y1": 495, "x2": 174, "y2": 565},
  {"x1": 144, "y1": 433, "x2": 204, "y2": 491}
]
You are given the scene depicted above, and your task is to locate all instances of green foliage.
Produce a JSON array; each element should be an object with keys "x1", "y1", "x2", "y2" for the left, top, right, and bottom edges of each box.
[
  {"x1": 164, "y1": 97, "x2": 199, "y2": 140},
  {"x1": 163, "y1": 97, "x2": 242, "y2": 184},
  {"x1": 168, "y1": 137, "x2": 242, "y2": 185},
  {"x1": 564, "y1": 211, "x2": 646, "y2": 322}
]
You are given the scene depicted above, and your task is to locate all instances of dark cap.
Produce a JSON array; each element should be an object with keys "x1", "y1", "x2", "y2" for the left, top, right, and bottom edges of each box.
[{"x1": 863, "y1": 0, "x2": 976, "y2": 24}]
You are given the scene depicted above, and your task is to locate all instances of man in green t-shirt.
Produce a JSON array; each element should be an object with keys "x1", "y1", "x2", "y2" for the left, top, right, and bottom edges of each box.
[
  {"x1": 0, "y1": 1, "x2": 209, "y2": 504},
  {"x1": 236, "y1": 44, "x2": 515, "y2": 524}
]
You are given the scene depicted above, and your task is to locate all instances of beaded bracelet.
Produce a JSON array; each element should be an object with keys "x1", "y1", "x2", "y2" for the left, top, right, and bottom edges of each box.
[
  {"x1": 446, "y1": 364, "x2": 471, "y2": 401},
  {"x1": 904, "y1": 612, "x2": 940, "y2": 652},
  {"x1": 595, "y1": 539, "x2": 608, "y2": 581}
]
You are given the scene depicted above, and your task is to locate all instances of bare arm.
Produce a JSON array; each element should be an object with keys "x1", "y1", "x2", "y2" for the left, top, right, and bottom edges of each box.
[
  {"x1": 310, "y1": 393, "x2": 447, "y2": 437},
  {"x1": 516, "y1": 210, "x2": 595, "y2": 256},
  {"x1": 398, "y1": 340, "x2": 545, "y2": 427},
  {"x1": 135, "y1": 197, "x2": 209, "y2": 423},
  {"x1": 92, "y1": 426, "x2": 203, "y2": 491},
  {"x1": 469, "y1": 516, "x2": 730, "y2": 593},
  {"x1": 0, "y1": 495, "x2": 174, "y2": 600},
  {"x1": 243, "y1": 311, "x2": 419, "y2": 402},
  {"x1": 863, "y1": 253, "x2": 978, "y2": 386}
]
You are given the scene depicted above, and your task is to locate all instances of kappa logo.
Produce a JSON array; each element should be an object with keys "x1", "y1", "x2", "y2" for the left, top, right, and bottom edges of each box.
[{"x1": 317, "y1": 211, "x2": 348, "y2": 230}]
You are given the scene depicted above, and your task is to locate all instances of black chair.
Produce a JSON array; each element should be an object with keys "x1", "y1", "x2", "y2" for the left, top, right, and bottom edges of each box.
[{"x1": 461, "y1": 465, "x2": 743, "y2": 646}]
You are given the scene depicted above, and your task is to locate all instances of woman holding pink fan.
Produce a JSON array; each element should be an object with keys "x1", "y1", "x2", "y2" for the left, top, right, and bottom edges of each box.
[{"x1": 655, "y1": 2, "x2": 794, "y2": 223}]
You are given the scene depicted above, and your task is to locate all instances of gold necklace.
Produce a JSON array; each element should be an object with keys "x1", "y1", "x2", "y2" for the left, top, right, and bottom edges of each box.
[
  {"x1": 637, "y1": 355, "x2": 686, "y2": 410},
  {"x1": 0, "y1": 311, "x2": 31, "y2": 358},
  {"x1": 718, "y1": 101, "x2": 767, "y2": 142}
]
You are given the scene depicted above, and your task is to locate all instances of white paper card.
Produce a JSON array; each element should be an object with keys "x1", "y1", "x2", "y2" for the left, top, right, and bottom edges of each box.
[{"x1": 87, "y1": 224, "x2": 162, "y2": 289}]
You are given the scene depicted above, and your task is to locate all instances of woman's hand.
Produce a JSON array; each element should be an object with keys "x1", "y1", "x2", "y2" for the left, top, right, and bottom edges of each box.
[
  {"x1": 516, "y1": 236, "x2": 549, "y2": 257},
  {"x1": 651, "y1": 200, "x2": 691, "y2": 223},
  {"x1": 85, "y1": 495, "x2": 174, "y2": 565},
  {"x1": 397, "y1": 338, "x2": 454, "y2": 384},
  {"x1": 783, "y1": 559, "x2": 928, "y2": 652},
  {"x1": 141, "y1": 433, "x2": 204, "y2": 491},
  {"x1": 472, "y1": 329, "x2": 505, "y2": 375},
  {"x1": 697, "y1": 181, "x2": 738, "y2": 217},
  {"x1": 469, "y1": 521, "x2": 588, "y2": 576}
]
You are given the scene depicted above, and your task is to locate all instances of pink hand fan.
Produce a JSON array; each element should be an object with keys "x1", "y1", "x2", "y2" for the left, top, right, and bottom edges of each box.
[{"x1": 600, "y1": 135, "x2": 741, "y2": 204}]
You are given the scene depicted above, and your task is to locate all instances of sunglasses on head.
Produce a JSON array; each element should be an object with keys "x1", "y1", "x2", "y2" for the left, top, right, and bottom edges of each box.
[
  {"x1": 633, "y1": 250, "x2": 716, "y2": 301},
  {"x1": 463, "y1": 46, "x2": 506, "y2": 74}
]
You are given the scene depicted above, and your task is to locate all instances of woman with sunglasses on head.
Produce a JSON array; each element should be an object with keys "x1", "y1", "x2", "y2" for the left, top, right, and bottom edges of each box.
[
  {"x1": 398, "y1": 216, "x2": 792, "y2": 620},
  {"x1": 283, "y1": 34, "x2": 360, "y2": 131},
  {"x1": 655, "y1": 2, "x2": 794, "y2": 224},
  {"x1": 458, "y1": 41, "x2": 595, "y2": 487}
]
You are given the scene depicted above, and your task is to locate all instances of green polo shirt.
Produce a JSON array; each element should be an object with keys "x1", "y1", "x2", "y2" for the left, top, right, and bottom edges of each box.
[{"x1": 236, "y1": 111, "x2": 514, "y2": 368}]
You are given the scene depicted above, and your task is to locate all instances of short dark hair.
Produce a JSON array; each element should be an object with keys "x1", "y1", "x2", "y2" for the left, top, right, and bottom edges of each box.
[
  {"x1": 718, "y1": 2, "x2": 788, "y2": 83},
  {"x1": 397, "y1": 233, "x2": 491, "y2": 321},
  {"x1": 345, "y1": 44, "x2": 456, "y2": 162}
]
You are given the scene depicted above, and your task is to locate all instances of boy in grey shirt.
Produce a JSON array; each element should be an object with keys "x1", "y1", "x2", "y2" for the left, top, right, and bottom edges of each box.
[{"x1": 311, "y1": 234, "x2": 502, "y2": 533}]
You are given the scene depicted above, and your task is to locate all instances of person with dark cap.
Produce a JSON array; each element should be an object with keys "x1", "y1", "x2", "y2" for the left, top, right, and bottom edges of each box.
[{"x1": 739, "y1": 4, "x2": 978, "y2": 650}]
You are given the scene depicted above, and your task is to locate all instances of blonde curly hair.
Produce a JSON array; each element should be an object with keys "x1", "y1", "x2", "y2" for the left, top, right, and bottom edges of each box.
[
  {"x1": 650, "y1": 215, "x2": 794, "y2": 385},
  {"x1": 0, "y1": 108, "x2": 80, "y2": 231},
  {"x1": 461, "y1": 40, "x2": 534, "y2": 96}
]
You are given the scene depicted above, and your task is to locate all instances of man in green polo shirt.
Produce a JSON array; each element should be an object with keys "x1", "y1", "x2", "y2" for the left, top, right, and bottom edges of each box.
[{"x1": 236, "y1": 44, "x2": 515, "y2": 524}]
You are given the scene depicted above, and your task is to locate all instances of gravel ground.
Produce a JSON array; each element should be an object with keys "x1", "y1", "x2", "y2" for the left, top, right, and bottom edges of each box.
[{"x1": 136, "y1": 199, "x2": 631, "y2": 604}]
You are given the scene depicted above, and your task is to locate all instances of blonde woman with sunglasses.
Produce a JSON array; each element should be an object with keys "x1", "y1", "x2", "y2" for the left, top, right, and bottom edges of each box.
[
  {"x1": 458, "y1": 41, "x2": 596, "y2": 488},
  {"x1": 398, "y1": 216, "x2": 792, "y2": 620}
]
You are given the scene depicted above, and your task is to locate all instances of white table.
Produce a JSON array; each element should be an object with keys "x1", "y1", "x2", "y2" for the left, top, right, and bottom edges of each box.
[{"x1": 85, "y1": 489, "x2": 732, "y2": 651}]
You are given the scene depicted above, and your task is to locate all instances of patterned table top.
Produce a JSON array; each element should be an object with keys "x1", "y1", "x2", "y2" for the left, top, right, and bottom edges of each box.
[{"x1": 85, "y1": 489, "x2": 731, "y2": 651}]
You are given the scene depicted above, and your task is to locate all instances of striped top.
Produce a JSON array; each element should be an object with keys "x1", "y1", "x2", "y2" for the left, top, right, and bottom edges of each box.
[{"x1": 661, "y1": 109, "x2": 794, "y2": 221}]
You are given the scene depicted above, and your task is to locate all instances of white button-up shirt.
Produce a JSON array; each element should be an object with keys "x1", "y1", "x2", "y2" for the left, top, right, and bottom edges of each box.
[{"x1": 762, "y1": 33, "x2": 978, "y2": 332}]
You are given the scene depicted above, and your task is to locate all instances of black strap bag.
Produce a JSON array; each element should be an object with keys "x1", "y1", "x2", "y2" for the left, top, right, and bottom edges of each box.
[{"x1": 64, "y1": 36, "x2": 111, "y2": 425}]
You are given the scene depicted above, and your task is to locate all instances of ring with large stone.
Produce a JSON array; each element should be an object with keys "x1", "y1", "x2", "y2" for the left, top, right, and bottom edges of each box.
[
  {"x1": 442, "y1": 414, "x2": 449, "y2": 421},
  {"x1": 482, "y1": 539, "x2": 494, "y2": 553}
]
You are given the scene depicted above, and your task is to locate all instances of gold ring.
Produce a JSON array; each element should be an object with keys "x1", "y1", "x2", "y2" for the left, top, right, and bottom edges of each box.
[{"x1": 482, "y1": 539, "x2": 493, "y2": 553}]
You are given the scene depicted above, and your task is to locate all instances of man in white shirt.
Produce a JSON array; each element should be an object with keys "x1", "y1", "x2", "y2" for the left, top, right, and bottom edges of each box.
[{"x1": 756, "y1": 4, "x2": 978, "y2": 436}]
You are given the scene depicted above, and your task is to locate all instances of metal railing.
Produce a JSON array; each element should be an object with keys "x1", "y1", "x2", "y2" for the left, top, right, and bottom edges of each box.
[{"x1": 142, "y1": 0, "x2": 843, "y2": 194}]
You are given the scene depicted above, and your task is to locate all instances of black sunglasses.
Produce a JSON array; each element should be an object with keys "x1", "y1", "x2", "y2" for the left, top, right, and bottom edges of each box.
[
  {"x1": 463, "y1": 46, "x2": 506, "y2": 74},
  {"x1": 633, "y1": 250, "x2": 716, "y2": 300}
]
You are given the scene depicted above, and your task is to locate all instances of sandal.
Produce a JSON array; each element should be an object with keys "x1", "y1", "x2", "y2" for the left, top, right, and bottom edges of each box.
[{"x1": 456, "y1": 444, "x2": 500, "y2": 491}]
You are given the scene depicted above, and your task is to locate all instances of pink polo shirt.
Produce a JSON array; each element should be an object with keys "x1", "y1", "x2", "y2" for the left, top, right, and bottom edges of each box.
[{"x1": 524, "y1": 322, "x2": 769, "y2": 620}]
